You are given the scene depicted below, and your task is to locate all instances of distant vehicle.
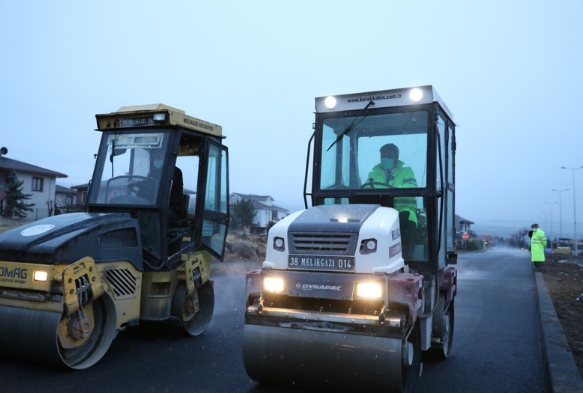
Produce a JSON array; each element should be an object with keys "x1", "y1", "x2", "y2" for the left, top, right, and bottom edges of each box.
[
  {"x1": 553, "y1": 238, "x2": 582, "y2": 256},
  {"x1": 552, "y1": 247, "x2": 571, "y2": 255}
]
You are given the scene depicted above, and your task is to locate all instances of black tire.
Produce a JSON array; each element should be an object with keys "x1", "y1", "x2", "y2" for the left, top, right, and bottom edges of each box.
[
  {"x1": 427, "y1": 296, "x2": 455, "y2": 360},
  {"x1": 401, "y1": 321, "x2": 422, "y2": 393}
]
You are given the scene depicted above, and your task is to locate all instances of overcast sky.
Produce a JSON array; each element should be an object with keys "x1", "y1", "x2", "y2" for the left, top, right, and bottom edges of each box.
[{"x1": 1, "y1": 1, "x2": 582, "y2": 237}]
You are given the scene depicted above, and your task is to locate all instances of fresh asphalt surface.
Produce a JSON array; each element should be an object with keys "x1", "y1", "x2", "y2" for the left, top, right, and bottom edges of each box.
[{"x1": 0, "y1": 249, "x2": 549, "y2": 393}]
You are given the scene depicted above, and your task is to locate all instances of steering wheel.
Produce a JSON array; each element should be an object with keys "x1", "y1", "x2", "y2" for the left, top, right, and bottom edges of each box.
[
  {"x1": 127, "y1": 177, "x2": 158, "y2": 199},
  {"x1": 361, "y1": 181, "x2": 394, "y2": 189}
]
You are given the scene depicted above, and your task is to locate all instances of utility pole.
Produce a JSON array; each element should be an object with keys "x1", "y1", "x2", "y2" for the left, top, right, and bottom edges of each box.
[
  {"x1": 552, "y1": 188, "x2": 569, "y2": 239},
  {"x1": 561, "y1": 166, "x2": 583, "y2": 256},
  {"x1": 545, "y1": 201, "x2": 558, "y2": 248}
]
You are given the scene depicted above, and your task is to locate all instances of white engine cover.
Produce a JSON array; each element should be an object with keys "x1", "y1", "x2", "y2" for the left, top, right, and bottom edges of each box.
[{"x1": 263, "y1": 204, "x2": 404, "y2": 274}]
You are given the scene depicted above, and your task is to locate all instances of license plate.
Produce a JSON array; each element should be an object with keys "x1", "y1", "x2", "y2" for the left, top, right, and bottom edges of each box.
[{"x1": 288, "y1": 255, "x2": 354, "y2": 272}]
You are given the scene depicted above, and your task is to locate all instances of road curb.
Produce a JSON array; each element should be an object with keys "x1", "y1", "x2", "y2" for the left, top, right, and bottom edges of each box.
[{"x1": 535, "y1": 272, "x2": 583, "y2": 392}]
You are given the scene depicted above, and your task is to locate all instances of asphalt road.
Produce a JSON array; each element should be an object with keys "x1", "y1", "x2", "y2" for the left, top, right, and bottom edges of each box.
[{"x1": 0, "y1": 249, "x2": 547, "y2": 393}]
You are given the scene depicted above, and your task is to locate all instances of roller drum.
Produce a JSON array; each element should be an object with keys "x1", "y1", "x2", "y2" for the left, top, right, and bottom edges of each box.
[
  {"x1": 242, "y1": 324, "x2": 404, "y2": 391},
  {"x1": 0, "y1": 295, "x2": 117, "y2": 369},
  {"x1": 0, "y1": 305, "x2": 62, "y2": 364}
]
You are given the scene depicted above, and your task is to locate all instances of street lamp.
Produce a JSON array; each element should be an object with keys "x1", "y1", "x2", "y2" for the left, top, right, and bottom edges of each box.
[
  {"x1": 545, "y1": 201, "x2": 558, "y2": 248},
  {"x1": 552, "y1": 188, "x2": 569, "y2": 239},
  {"x1": 561, "y1": 165, "x2": 583, "y2": 256}
]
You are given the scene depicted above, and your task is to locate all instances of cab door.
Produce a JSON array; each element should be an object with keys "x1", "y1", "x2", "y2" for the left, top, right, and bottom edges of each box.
[{"x1": 198, "y1": 140, "x2": 230, "y2": 259}]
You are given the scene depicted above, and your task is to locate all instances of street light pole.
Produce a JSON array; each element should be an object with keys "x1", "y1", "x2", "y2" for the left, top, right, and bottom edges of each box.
[
  {"x1": 545, "y1": 201, "x2": 557, "y2": 248},
  {"x1": 561, "y1": 165, "x2": 583, "y2": 256},
  {"x1": 552, "y1": 188, "x2": 569, "y2": 239}
]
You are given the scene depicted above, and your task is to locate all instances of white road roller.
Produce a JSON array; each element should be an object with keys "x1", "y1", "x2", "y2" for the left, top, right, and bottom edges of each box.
[{"x1": 243, "y1": 86, "x2": 458, "y2": 392}]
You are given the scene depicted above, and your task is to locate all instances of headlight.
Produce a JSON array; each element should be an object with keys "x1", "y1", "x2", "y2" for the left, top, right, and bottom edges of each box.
[
  {"x1": 356, "y1": 282, "x2": 382, "y2": 298},
  {"x1": 33, "y1": 270, "x2": 48, "y2": 282},
  {"x1": 153, "y1": 112, "x2": 166, "y2": 122},
  {"x1": 273, "y1": 236, "x2": 285, "y2": 251},
  {"x1": 324, "y1": 96, "x2": 337, "y2": 109},
  {"x1": 264, "y1": 277, "x2": 285, "y2": 292},
  {"x1": 409, "y1": 88, "x2": 423, "y2": 102},
  {"x1": 360, "y1": 238, "x2": 377, "y2": 254}
]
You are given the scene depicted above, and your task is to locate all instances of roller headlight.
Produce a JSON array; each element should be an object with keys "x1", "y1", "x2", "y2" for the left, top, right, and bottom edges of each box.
[
  {"x1": 264, "y1": 277, "x2": 285, "y2": 293},
  {"x1": 33, "y1": 270, "x2": 48, "y2": 282},
  {"x1": 273, "y1": 236, "x2": 285, "y2": 251},
  {"x1": 356, "y1": 282, "x2": 382, "y2": 298},
  {"x1": 360, "y1": 238, "x2": 377, "y2": 254},
  {"x1": 409, "y1": 88, "x2": 423, "y2": 102},
  {"x1": 324, "y1": 96, "x2": 337, "y2": 109}
]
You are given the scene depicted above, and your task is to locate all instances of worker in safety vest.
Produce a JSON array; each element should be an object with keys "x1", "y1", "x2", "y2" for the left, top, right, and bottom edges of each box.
[
  {"x1": 364, "y1": 143, "x2": 418, "y2": 224},
  {"x1": 530, "y1": 223, "x2": 547, "y2": 270}
]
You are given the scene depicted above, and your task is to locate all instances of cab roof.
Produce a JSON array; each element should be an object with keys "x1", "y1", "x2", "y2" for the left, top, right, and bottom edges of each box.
[{"x1": 95, "y1": 103, "x2": 223, "y2": 137}]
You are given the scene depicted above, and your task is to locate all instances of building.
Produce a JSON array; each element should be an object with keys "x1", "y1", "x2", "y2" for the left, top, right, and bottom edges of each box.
[
  {"x1": 71, "y1": 183, "x2": 89, "y2": 207},
  {"x1": 0, "y1": 154, "x2": 67, "y2": 220},
  {"x1": 229, "y1": 193, "x2": 289, "y2": 233},
  {"x1": 55, "y1": 185, "x2": 78, "y2": 214},
  {"x1": 455, "y1": 214, "x2": 474, "y2": 237}
]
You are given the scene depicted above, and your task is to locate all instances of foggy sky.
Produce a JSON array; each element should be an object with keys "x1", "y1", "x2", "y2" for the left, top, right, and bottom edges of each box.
[{"x1": 1, "y1": 1, "x2": 582, "y2": 237}]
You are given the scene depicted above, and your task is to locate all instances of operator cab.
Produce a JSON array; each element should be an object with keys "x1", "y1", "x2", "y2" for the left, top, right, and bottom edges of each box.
[
  {"x1": 307, "y1": 86, "x2": 456, "y2": 274},
  {"x1": 87, "y1": 104, "x2": 229, "y2": 270}
]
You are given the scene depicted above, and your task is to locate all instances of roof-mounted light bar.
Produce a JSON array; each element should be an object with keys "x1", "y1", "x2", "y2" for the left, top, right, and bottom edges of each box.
[{"x1": 315, "y1": 86, "x2": 452, "y2": 119}]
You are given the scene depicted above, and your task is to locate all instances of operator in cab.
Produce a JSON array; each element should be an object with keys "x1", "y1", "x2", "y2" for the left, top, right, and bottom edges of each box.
[
  {"x1": 149, "y1": 149, "x2": 185, "y2": 221},
  {"x1": 364, "y1": 143, "x2": 418, "y2": 258},
  {"x1": 364, "y1": 143, "x2": 418, "y2": 223}
]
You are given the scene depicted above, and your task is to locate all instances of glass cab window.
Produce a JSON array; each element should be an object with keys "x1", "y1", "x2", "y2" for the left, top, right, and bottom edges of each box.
[
  {"x1": 200, "y1": 143, "x2": 229, "y2": 257},
  {"x1": 89, "y1": 132, "x2": 169, "y2": 206},
  {"x1": 320, "y1": 111, "x2": 428, "y2": 190},
  {"x1": 318, "y1": 110, "x2": 429, "y2": 261}
]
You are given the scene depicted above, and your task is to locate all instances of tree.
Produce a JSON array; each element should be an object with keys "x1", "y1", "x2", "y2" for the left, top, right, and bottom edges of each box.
[
  {"x1": 231, "y1": 199, "x2": 256, "y2": 230},
  {"x1": 510, "y1": 227, "x2": 530, "y2": 249},
  {"x1": 3, "y1": 170, "x2": 34, "y2": 218}
]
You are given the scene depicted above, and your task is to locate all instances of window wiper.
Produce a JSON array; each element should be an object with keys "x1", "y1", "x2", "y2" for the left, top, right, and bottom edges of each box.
[
  {"x1": 326, "y1": 100, "x2": 375, "y2": 151},
  {"x1": 110, "y1": 140, "x2": 115, "y2": 177}
]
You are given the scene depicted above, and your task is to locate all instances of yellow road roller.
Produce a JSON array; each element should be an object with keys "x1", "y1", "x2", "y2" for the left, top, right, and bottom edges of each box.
[
  {"x1": 0, "y1": 104, "x2": 230, "y2": 369},
  {"x1": 243, "y1": 86, "x2": 458, "y2": 392}
]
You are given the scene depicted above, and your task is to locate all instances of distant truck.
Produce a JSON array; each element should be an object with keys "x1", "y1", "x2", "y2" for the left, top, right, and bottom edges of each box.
[{"x1": 552, "y1": 238, "x2": 582, "y2": 255}]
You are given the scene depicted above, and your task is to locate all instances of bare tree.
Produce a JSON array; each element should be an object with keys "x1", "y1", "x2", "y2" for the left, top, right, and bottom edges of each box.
[{"x1": 510, "y1": 227, "x2": 530, "y2": 249}]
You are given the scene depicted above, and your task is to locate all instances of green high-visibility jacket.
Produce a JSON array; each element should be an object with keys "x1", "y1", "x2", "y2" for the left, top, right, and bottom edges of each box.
[
  {"x1": 530, "y1": 228, "x2": 547, "y2": 262},
  {"x1": 366, "y1": 161, "x2": 418, "y2": 224}
]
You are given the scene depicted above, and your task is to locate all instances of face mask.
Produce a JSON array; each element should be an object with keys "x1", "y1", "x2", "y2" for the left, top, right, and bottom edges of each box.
[
  {"x1": 381, "y1": 157, "x2": 395, "y2": 171},
  {"x1": 153, "y1": 160, "x2": 163, "y2": 169}
]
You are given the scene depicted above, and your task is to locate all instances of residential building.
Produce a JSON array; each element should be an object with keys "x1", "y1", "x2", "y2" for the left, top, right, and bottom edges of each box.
[
  {"x1": 229, "y1": 193, "x2": 289, "y2": 233},
  {"x1": 71, "y1": 183, "x2": 89, "y2": 207},
  {"x1": 0, "y1": 154, "x2": 67, "y2": 220},
  {"x1": 55, "y1": 185, "x2": 78, "y2": 213},
  {"x1": 455, "y1": 214, "x2": 474, "y2": 236}
]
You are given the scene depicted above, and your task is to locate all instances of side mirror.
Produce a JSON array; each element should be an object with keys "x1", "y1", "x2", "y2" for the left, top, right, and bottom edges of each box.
[{"x1": 446, "y1": 252, "x2": 458, "y2": 265}]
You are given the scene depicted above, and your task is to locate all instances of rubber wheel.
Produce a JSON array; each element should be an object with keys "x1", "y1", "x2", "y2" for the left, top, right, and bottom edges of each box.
[
  {"x1": 171, "y1": 282, "x2": 214, "y2": 336},
  {"x1": 401, "y1": 321, "x2": 422, "y2": 393},
  {"x1": 427, "y1": 297, "x2": 455, "y2": 360}
]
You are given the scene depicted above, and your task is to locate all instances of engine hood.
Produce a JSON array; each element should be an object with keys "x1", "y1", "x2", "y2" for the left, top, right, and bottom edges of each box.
[
  {"x1": 287, "y1": 204, "x2": 378, "y2": 233},
  {"x1": 264, "y1": 204, "x2": 404, "y2": 274},
  {"x1": 0, "y1": 213, "x2": 143, "y2": 269}
]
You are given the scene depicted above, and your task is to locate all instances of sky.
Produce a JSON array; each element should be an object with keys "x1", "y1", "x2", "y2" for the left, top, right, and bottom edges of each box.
[{"x1": 1, "y1": 1, "x2": 582, "y2": 238}]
